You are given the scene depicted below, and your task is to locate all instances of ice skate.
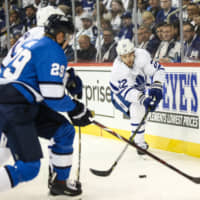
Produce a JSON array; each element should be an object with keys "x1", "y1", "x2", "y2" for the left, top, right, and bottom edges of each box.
[
  {"x1": 135, "y1": 141, "x2": 149, "y2": 155},
  {"x1": 49, "y1": 173, "x2": 82, "y2": 199}
]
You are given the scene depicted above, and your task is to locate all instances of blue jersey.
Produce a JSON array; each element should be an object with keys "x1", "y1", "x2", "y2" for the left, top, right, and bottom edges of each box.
[{"x1": 0, "y1": 36, "x2": 75, "y2": 112}]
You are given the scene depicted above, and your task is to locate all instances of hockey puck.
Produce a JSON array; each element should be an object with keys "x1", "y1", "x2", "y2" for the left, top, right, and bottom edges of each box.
[{"x1": 138, "y1": 174, "x2": 147, "y2": 178}]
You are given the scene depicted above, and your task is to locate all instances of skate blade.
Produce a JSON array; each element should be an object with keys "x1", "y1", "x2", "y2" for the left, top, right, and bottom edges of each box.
[{"x1": 48, "y1": 192, "x2": 82, "y2": 200}]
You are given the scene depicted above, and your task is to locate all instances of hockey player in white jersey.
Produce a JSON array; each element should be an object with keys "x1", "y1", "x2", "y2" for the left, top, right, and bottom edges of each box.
[
  {"x1": 0, "y1": 14, "x2": 89, "y2": 198},
  {"x1": 110, "y1": 39, "x2": 165, "y2": 155}
]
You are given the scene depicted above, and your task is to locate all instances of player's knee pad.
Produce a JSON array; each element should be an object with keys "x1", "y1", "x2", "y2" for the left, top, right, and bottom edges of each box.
[
  {"x1": 5, "y1": 160, "x2": 40, "y2": 187},
  {"x1": 51, "y1": 122, "x2": 75, "y2": 153}
]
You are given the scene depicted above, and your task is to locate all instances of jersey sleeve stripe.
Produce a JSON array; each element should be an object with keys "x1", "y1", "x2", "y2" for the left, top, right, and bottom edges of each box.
[
  {"x1": 109, "y1": 81, "x2": 119, "y2": 91},
  {"x1": 39, "y1": 83, "x2": 65, "y2": 98}
]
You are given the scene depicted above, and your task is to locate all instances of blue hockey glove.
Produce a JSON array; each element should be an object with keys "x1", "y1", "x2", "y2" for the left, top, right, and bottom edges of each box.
[
  {"x1": 140, "y1": 95, "x2": 157, "y2": 112},
  {"x1": 68, "y1": 100, "x2": 93, "y2": 126},
  {"x1": 66, "y1": 68, "x2": 83, "y2": 99},
  {"x1": 149, "y1": 82, "x2": 163, "y2": 105}
]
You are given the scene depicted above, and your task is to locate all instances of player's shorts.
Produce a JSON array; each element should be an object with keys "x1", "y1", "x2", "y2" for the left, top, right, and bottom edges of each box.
[
  {"x1": 0, "y1": 103, "x2": 42, "y2": 162},
  {"x1": 0, "y1": 84, "x2": 70, "y2": 162}
]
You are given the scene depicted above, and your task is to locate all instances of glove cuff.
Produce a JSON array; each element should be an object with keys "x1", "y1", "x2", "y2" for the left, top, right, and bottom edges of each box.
[
  {"x1": 151, "y1": 82, "x2": 162, "y2": 91},
  {"x1": 68, "y1": 99, "x2": 83, "y2": 117}
]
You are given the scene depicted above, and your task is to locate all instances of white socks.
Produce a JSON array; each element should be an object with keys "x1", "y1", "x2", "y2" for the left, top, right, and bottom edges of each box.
[
  {"x1": 0, "y1": 147, "x2": 12, "y2": 166},
  {"x1": 0, "y1": 167, "x2": 12, "y2": 191},
  {"x1": 134, "y1": 133, "x2": 145, "y2": 145}
]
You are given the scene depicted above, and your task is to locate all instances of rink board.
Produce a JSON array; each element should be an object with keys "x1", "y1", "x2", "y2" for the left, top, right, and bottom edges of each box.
[{"x1": 69, "y1": 63, "x2": 200, "y2": 158}]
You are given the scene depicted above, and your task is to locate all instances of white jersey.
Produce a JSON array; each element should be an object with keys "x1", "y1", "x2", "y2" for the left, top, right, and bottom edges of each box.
[
  {"x1": 109, "y1": 48, "x2": 165, "y2": 103},
  {"x1": 2, "y1": 26, "x2": 44, "y2": 67}
]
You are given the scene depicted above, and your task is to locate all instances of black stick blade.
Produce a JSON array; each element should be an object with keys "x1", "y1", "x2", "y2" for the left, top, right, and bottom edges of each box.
[
  {"x1": 89, "y1": 168, "x2": 113, "y2": 177},
  {"x1": 191, "y1": 177, "x2": 200, "y2": 184}
]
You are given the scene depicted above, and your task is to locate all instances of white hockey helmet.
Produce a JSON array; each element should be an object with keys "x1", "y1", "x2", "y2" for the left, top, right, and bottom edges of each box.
[
  {"x1": 116, "y1": 39, "x2": 135, "y2": 56},
  {"x1": 36, "y1": 5, "x2": 65, "y2": 26}
]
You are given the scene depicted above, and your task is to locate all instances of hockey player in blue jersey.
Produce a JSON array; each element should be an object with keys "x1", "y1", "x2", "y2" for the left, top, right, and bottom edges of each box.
[
  {"x1": 0, "y1": 5, "x2": 76, "y2": 165},
  {"x1": 0, "y1": 14, "x2": 91, "y2": 198},
  {"x1": 110, "y1": 39, "x2": 165, "y2": 155}
]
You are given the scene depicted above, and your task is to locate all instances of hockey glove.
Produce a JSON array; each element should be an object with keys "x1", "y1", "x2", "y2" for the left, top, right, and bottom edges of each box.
[
  {"x1": 149, "y1": 82, "x2": 163, "y2": 105},
  {"x1": 140, "y1": 95, "x2": 157, "y2": 112},
  {"x1": 66, "y1": 68, "x2": 83, "y2": 99},
  {"x1": 68, "y1": 100, "x2": 93, "y2": 126}
]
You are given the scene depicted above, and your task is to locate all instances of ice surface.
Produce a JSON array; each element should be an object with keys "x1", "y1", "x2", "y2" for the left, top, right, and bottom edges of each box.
[{"x1": 1, "y1": 134, "x2": 200, "y2": 200}]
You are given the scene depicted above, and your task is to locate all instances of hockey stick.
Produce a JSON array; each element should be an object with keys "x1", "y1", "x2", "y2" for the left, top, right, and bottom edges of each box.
[
  {"x1": 76, "y1": 126, "x2": 81, "y2": 182},
  {"x1": 91, "y1": 120, "x2": 200, "y2": 184},
  {"x1": 90, "y1": 110, "x2": 149, "y2": 177}
]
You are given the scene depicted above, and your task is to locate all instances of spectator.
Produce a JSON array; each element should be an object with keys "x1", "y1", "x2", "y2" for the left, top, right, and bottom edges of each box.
[
  {"x1": 62, "y1": 36, "x2": 74, "y2": 62},
  {"x1": 141, "y1": 24, "x2": 161, "y2": 57},
  {"x1": 1, "y1": 9, "x2": 23, "y2": 35},
  {"x1": 137, "y1": 0, "x2": 149, "y2": 25},
  {"x1": 188, "y1": 5, "x2": 200, "y2": 32},
  {"x1": 146, "y1": 33, "x2": 161, "y2": 57},
  {"x1": 95, "y1": 18, "x2": 112, "y2": 48},
  {"x1": 117, "y1": 11, "x2": 135, "y2": 41},
  {"x1": 186, "y1": 3, "x2": 200, "y2": 23},
  {"x1": 154, "y1": 23, "x2": 180, "y2": 62},
  {"x1": 147, "y1": 0, "x2": 161, "y2": 18},
  {"x1": 77, "y1": 35, "x2": 97, "y2": 62},
  {"x1": 142, "y1": 11, "x2": 156, "y2": 34},
  {"x1": 137, "y1": 25, "x2": 152, "y2": 49},
  {"x1": 182, "y1": 0, "x2": 191, "y2": 21},
  {"x1": 183, "y1": 22, "x2": 200, "y2": 62},
  {"x1": 137, "y1": 24, "x2": 160, "y2": 56},
  {"x1": 23, "y1": 4, "x2": 37, "y2": 31},
  {"x1": 104, "y1": 0, "x2": 124, "y2": 35},
  {"x1": 92, "y1": 2, "x2": 108, "y2": 24},
  {"x1": 193, "y1": 15, "x2": 200, "y2": 36},
  {"x1": 75, "y1": 1, "x2": 84, "y2": 30},
  {"x1": 1, "y1": 1, "x2": 19, "y2": 23},
  {"x1": 74, "y1": 12, "x2": 98, "y2": 49},
  {"x1": 101, "y1": 18, "x2": 112, "y2": 30},
  {"x1": 81, "y1": 0, "x2": 96, "y2": 12},
  {"x1": 137, "y1": 25, "x2": 146, "y2": 48},
  {"x1": 0, "y1": 9, "x2": 24, "y2": 57},
  {"x1": 97, "y1": 28, "x2": 117, "y2": 62},
  {"x1": 156, "y1": 0, "x2": 178, "y2": 24},
  {"x1": 155, "y1": 22, "x2": 165, "y2": 41}
]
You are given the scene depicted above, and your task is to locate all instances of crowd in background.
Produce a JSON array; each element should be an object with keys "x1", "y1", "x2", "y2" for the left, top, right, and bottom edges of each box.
[{"x1": 1, "y1": 0, "x2": 200, "y2": 63}]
